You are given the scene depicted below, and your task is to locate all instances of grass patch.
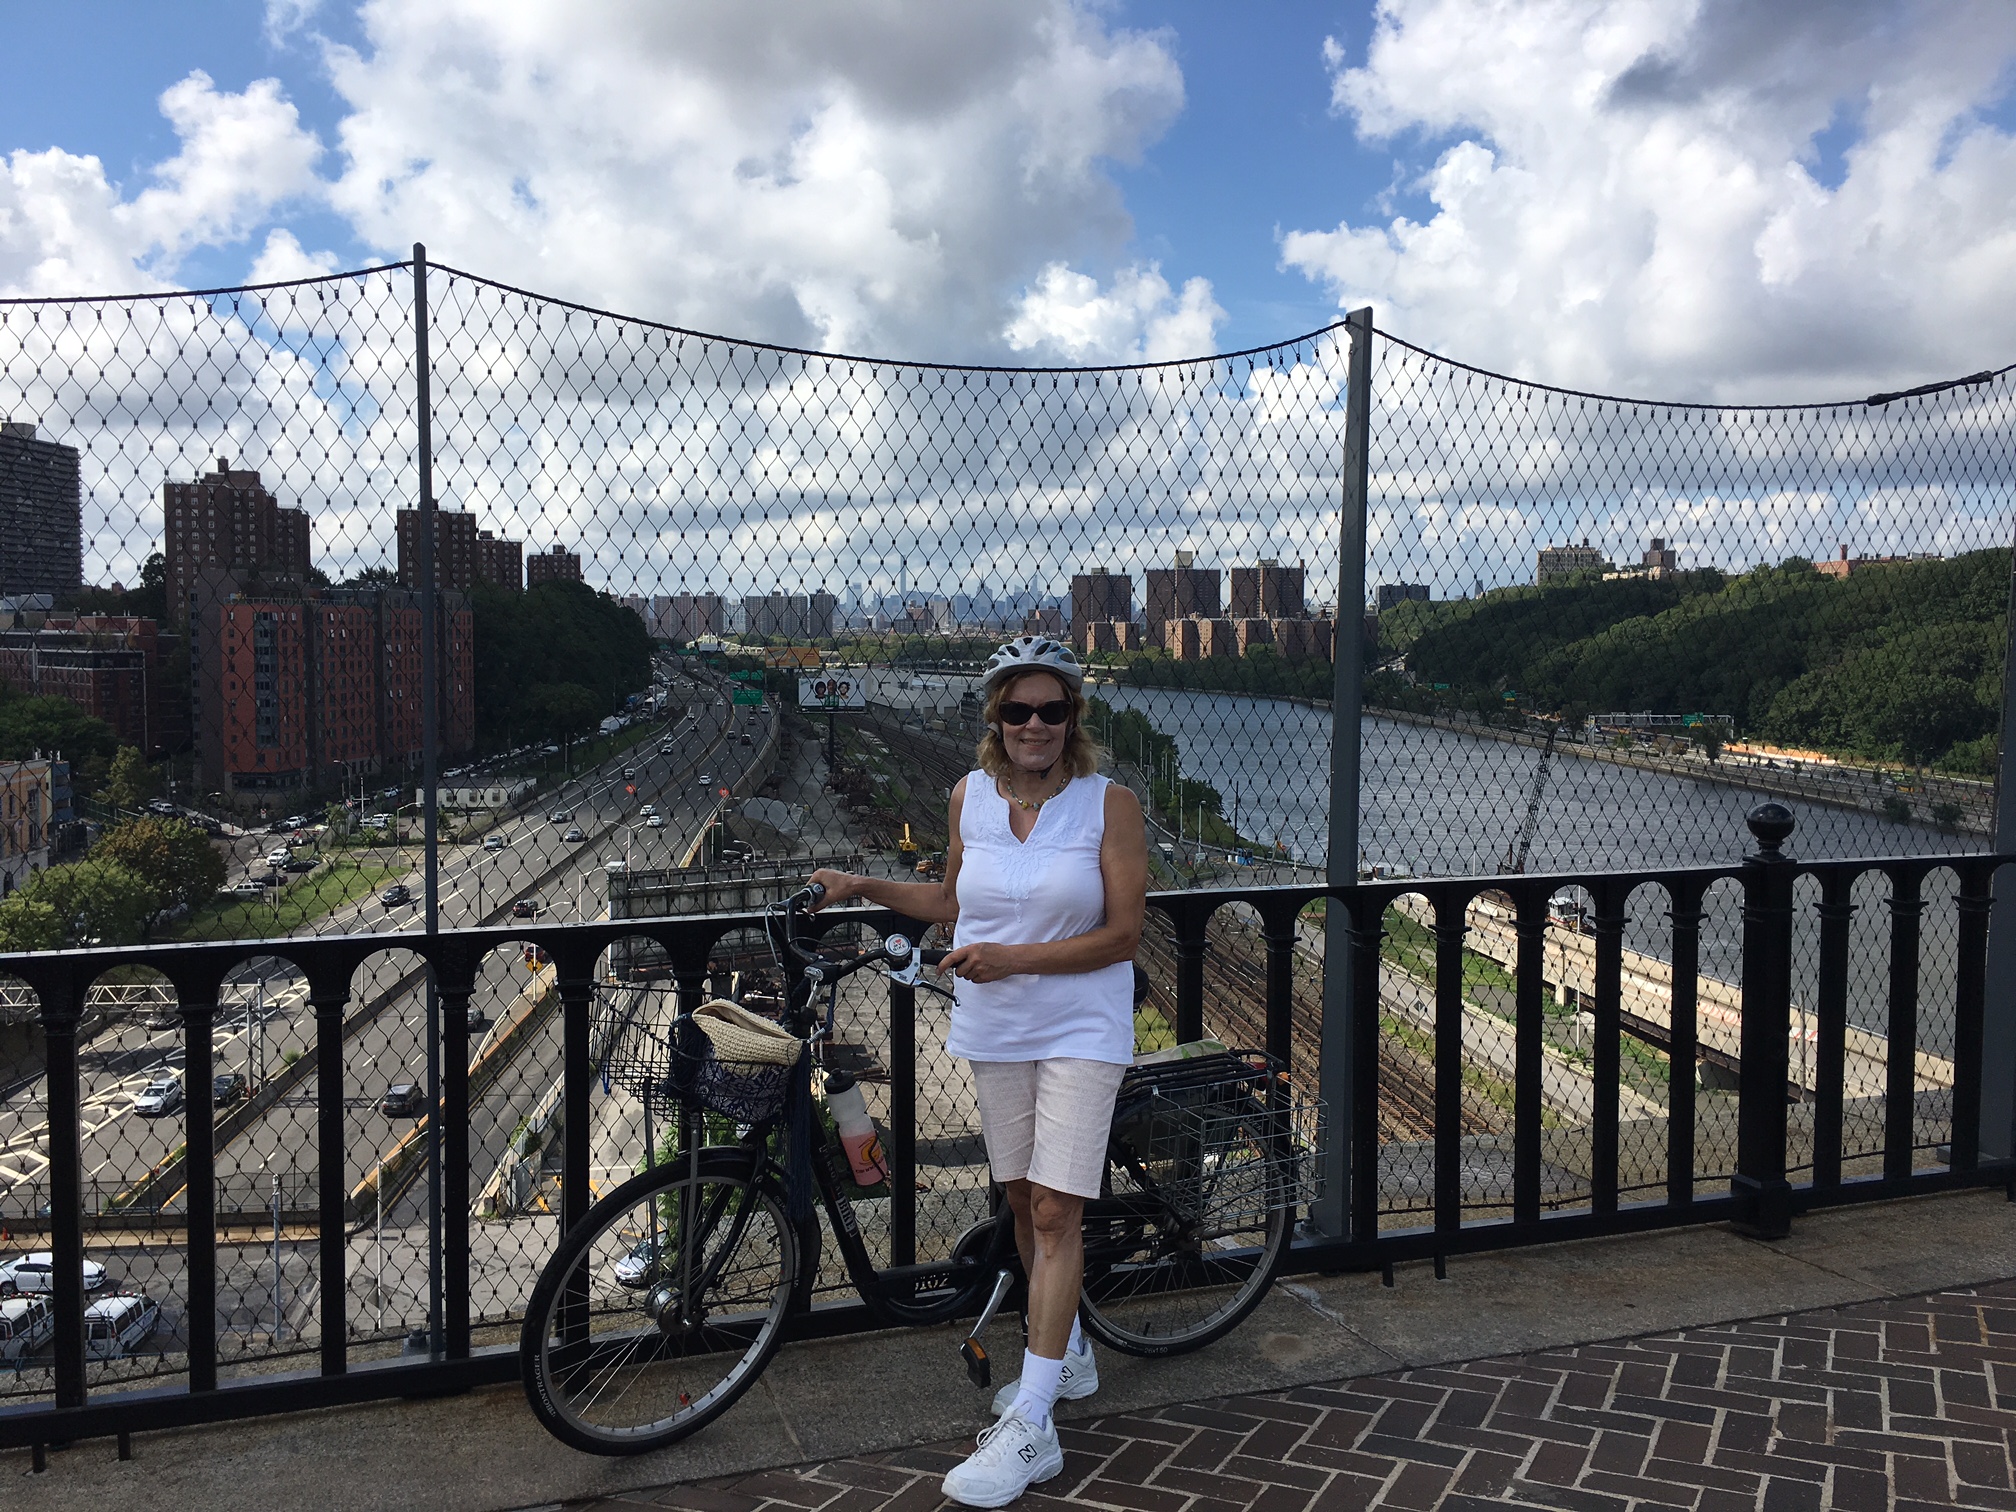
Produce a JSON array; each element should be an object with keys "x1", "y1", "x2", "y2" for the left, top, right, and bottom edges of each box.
[
  {"x1": 176, "y1": 856, "x2": 406, "y2": 941},
  {"x1": 1134, "y1": 1002, "x2": 1177, "y2": 1055},
  {"x1": 1379, "y1": 904, "x2": 1518, "y2": 999}
]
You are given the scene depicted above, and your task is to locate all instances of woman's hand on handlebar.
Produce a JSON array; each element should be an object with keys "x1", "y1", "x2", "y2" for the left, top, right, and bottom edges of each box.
[
  {"x1": 937, "y1": 941, "x2": 1020, "y2": 984},
  {"x1": 805, "y1": 868, "x2": 857, "y2": 909}
]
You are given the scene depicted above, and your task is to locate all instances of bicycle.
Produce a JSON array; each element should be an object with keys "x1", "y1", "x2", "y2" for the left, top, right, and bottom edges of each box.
[{"x1": 519, "y1": 884, "x2": 1312, "y2": 1455}]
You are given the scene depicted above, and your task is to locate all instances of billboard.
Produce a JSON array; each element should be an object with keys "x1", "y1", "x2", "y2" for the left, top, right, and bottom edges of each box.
[{"x1": 798, "y1": 675, "x2": 864, "y2": 709}]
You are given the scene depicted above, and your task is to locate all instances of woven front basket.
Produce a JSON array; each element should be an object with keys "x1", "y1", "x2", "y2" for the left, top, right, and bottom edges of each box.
[{"x1": 665, "y1": 1000, "x2": 800, "y2": 1123}]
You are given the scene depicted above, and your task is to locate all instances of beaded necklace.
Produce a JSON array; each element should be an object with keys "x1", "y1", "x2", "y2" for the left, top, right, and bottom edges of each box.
[{"x1": 1004, "y1": 765, "x2": 1068, "y2": 813}]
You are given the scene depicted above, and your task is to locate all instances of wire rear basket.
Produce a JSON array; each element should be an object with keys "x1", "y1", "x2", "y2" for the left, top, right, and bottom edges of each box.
[{"x1": 1112, "y1": 1050, "x2": 1323, "y2": 1223}]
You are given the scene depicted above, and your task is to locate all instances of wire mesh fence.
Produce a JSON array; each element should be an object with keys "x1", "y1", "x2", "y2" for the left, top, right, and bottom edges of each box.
[{"x1": 2, "y1": 258, "x2": 2014, "y2": 1401}]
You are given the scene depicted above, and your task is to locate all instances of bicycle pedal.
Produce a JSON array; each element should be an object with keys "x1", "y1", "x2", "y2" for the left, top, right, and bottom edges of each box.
[{"x1": 960, "y1": 1337, "x2": 990, "y2": 1389}]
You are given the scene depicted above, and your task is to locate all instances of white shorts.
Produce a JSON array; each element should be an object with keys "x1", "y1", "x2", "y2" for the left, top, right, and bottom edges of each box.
[{"x1": 967, "y1": 1057, "x2": 1127, "y2": 1199}]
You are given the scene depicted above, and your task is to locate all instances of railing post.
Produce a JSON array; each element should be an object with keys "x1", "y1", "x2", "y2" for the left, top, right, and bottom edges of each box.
[
  {"x1": 1883, "y1": 870, "x2": 1924, "y2": 1185},
  {"x1": 1733, "y1": 803, "x2": 1796, "y2": 1239},
  {"x1": 36, "y1": 962, "x2": 87, "y2": 1409},
  {"x1": 1258, "y1": 901, "x2": 1298, "y2": 1072},
  {"x1": 1431, "y1": 891, "x2": 1466, "y2": 1237},
  {"x1": 1512, "y1": 888, "x2": 1546, "y2": 1225},
  {"x1": 433, "y1": 945, "x2": 477, "y2": 1360},
  {"x1": 414, "y1": 241, "x2": 444, "y2": 1357},
  {"x1": 1664, "y1": 879, "x2": 1706, "y2": 1207},
  {"x1": 1170, "y1": 902, "x2": 1207, "y2": 1046},
  {"x1": 1811, "y1": 876, "x2": 1855, "y2": 1192},
  {"x1": 1347, "y1": 897, "x2": 1385, "y2": 1246},
  {"x1": 1979, "y1": 529, "x2": 2016, "y2": 1161},
  {"x1": 1589, "y1": 881, "x2": 1625, "y2": 1218},
  {"x1": 887, "y1": 973, "x2": 917, "y2": 1268},
  {"x1": 1952, "y1": 862, "x2": 1992, "y2": 1174},
  {"x1": 178, "y1": 988, "x2": 219, "y2": 1392},
  {"x1": 309, "y1": 968, "x2": 351, "y2": 1374},
  {"x1": 557, "y1": 958, "x2": 597, "y2": 1239},
  {"x1": 1315, "y1": 304, "x2": 1372, "y2": 1238}
]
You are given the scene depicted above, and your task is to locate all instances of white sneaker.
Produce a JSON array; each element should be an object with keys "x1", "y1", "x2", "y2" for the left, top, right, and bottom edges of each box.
[
  {"x1": 990, "y1": 1338, "x2": 1099, "y2": 1416},
  {"x1": 941, "y1": 1407, "x2": 1064, "y2": 1509}
]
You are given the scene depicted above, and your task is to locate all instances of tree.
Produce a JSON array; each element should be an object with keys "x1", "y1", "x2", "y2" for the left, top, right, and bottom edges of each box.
[
  {"x1": 0, "y1": 859, "x2": 158, "y2": 948},
  {"x1": 94, "y1": 817, "x2": 225, "y2": 920},
  {"x1": 105, "y1": 746, "x2": 157, "y2": 811},
  {"x1": 0, "y1": 686, "x2": 120, "y2": 792}
]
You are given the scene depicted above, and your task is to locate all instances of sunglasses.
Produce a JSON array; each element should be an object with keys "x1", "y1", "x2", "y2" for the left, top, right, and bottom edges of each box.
[{"x1": 998, "y1": 699, "x2": 1073, "y2": 727}]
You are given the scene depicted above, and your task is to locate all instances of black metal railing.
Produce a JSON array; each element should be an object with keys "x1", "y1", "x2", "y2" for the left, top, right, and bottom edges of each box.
[{"x1": 1, "y1": 807, "x2": 2009, "y2": 1450}]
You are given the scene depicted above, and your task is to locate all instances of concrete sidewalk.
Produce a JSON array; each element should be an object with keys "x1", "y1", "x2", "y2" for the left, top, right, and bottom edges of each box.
[{"x1": 7, "y1": 1189, "x2": 2013, "y2": 1511}]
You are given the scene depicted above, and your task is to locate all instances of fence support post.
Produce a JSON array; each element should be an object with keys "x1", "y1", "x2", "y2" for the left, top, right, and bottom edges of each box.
[
  {"x1": 1979, "y1": 537, "x2": 2016, "y2": 1160},
  {"x1": 1733, "y1": 803, "x2": 1796, "y2": 1239},
  {"x1": 1314, "y1": 305, "x2": 1372, "y2": 1238}
]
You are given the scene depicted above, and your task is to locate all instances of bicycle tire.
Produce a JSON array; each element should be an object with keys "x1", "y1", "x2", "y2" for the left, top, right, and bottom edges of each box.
[
  {"x1": 1077, "y1": 1107, "x2": 1293, "y2": 1357},
  {"x1": 520, "y1": 1147, "x2": 799, "y2": 1455}
]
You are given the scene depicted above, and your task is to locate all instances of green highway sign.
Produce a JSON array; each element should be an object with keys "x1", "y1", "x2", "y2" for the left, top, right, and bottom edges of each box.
[
  {"x1": 732, "y1": 688, "x2": 765, "y2": 706},
  {"x1": 730, "y1": 670, "x2": 764, "y2": 684}
]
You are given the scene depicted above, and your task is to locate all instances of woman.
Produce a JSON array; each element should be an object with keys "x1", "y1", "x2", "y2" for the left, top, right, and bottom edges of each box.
[{"x1": 810, "y1": 634, "x2": 1147, "y2": 1508}]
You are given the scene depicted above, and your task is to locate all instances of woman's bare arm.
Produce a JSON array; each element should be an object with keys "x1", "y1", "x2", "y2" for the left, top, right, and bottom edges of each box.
[{"x1": 808, "y1": 777, "x2": 966, "y2": 925}]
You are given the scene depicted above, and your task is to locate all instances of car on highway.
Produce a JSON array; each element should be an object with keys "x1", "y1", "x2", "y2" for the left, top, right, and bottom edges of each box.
[
  {"x1": 379, "y1": 1082, "x2": 424, "y2": 1116},
  {"x1": 0, "y1": 1252, "x2": 108, "y2": 1296},
  {"x1": 646, "y1": 813, "x2": 665, "y2": 829},
  {"x1": 658, "y1": 741, "x2": 674, "y2": 755},
  {"x1": 623, "y1": 766, "x2": 636, "y2": 779},
  {"x1": 133, "y1": 1077, "x2": 183, "y2": 1117},
  {"x1": 84, "y1": 1293, "x2": 160, "y2": 1360},
  {"x1": 548, "y1": 809, "x2": 572, "y2": 823},
  {"x1": 483, "y1": 834, "x2": 507, "y2": 851},
  {"x1": 698, "y1": 772, "x2": 712, "y2": 787},
  {"x1": 511, "y1": 898, "x2": 543, "y2": 919},
  {"x1": 379, "y1": 883, "x2": 412, "y2": 906},
  {"x1": 463, "y1": 1005, "x2": 488, "y2": 1031},
  {"x1": 213, "y1": 1072, "x2": 249, "y2": 1106},
  {"x1": 563, "y1": 826, "x2": 586, "y2": 843},
  {"x1": 740, "y1": 733, "x2": 752, "y2": 745},
  {"x1": 638, "y1": 802, "x2": 657, "y2": 817}
]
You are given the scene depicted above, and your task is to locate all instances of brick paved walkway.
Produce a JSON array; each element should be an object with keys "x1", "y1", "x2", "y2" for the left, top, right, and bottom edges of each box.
[{"x1": 581, "y1": 1280, "x2": 2016, "y2": 1512}]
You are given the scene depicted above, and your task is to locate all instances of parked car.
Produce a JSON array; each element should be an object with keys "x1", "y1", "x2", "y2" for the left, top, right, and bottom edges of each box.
[
  {"x1": 379, "y1": 1083, "x2": 424, "y2": 1116},
  {"x1": 144, "y1": 799, "x2": 180, "y2": 816},
  {"x1": 613, "y1": 1234, "x2": 665, "y2": 1289},
  {"x1": 83, "y1": 1294, "x2": 160, "y2": 1360},
  {"x1": 379, "y1": 883, "x2": 412, "y2": 906},
  {"x1": 563, "y1": 826, "x2": 586, "y2": 843},
  {"x1": 0, "y1": 1295, "x2": 54, "y2": 1360},
  {"x1": 265, "y1": 848, "x2": 292, "y2": 869},
  {"x1": 283, "y1": 856, "x2": 317, "y2": 873},
  {"x1": 362, "y1": 814, "x2": 392, "y2": 831},
  {"x1": 511, "y1": 897, "x2": 543, "y2": 919},
  {"x1": 230, "y1": 879, "x2": 267, "y2": 897},
  {"x1": 213, "y1": 1072, "x2": 249, "y2": 1106},
  {"x1": 0, "y1": 1252, "x2": 108, "y2": 1296},
  {"x1": 132, "y1": 1077, "x2": 183, "y2": 1117},
  {"x1": 483, "y1": 834, "x2": 506, "y2": 851},
  {"x1": 646, "y1": 814, "x2": 665, "y2": 830}
]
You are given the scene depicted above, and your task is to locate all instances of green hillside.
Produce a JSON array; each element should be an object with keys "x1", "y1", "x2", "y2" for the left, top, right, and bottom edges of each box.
[{"x1": 1376, "y1": 551, "x2": 2010, "y2": 774}]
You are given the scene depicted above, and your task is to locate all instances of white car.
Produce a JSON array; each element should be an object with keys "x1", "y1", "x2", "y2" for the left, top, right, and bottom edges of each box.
[
  {"x1": 132, "y1": 1077, "x2": 183, "y2": 1117},
  {"x1": 646, "y1": 814, "x2": 665, "y2": 830},
  {"x1": 604, "y1": 859, "x2": 628, "y2": 876},
  {"x1": 1, "y1": 1252, "x2": 109, "y2": 1295},
  {"x1": 639, "y1": 803, "x2": 657, "y2": 818},
  {"x1": 483, "y1": 834, "x2": 506, "y2": 851},
  {"x1": 265, "y1": 848, "x2": 292, "y2": 869}
]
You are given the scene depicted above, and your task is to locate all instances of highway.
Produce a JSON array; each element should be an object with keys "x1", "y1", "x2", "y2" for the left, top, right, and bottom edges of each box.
[{"x1": 0, "y1": 658, "x2": 784, "y2": 1361}]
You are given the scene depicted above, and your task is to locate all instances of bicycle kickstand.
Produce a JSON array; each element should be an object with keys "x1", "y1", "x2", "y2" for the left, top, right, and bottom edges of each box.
[{"x1": 959, "y1": 1269, "x2": 1016, "y2": 1389}]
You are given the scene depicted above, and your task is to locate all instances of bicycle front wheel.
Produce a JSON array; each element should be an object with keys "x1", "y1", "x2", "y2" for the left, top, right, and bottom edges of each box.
[
  {"x1": 520, "y1": 1148, "x2": 799, "y2": 1455},
  {"x1": 1078, "y1": 1110, "x2": 1292, "y2": 1357}
]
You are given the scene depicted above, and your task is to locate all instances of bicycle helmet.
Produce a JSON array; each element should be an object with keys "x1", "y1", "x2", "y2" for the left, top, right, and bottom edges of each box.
[{"x1": 981, "y1": 634, "x2": 1084, "y2": 692}]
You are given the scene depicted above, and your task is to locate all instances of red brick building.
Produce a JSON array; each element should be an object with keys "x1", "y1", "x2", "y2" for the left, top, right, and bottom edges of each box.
[
  {"x1": 525, "y1": 545, "x2": 583, "y2": 586},
  {"x1": 163, "y1": 462, "x2": 312, "y2": 624},
  {"x1": 397, "y1": 507, "x2": 522, "y2": 591},
  {"x1": 0, "y1": 615, "x2": 163, "y2": 754}
]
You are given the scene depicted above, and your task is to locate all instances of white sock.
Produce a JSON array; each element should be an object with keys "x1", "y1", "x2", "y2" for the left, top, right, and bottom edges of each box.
[
  {"x1": 1008, "y1": 1349, "x2": 1064, "y2": 1428},
  {"x1": 1067, "y1": 1316, "x2": 1084, "y2": 1355}
]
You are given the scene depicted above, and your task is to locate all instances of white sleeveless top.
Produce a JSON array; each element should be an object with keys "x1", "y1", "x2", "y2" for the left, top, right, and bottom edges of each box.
[{"x1": 947, "y1": 770, "x2": 1135, "y2": 1065}]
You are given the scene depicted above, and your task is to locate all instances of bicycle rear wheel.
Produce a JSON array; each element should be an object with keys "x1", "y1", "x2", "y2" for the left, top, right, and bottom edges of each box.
[
  {"x1": 520, "y1": 1148, "x2": 799, "y2": 1455},
  {"x1": 1077, "y1": 1103, "x2": 1292, "y2": 1357}
]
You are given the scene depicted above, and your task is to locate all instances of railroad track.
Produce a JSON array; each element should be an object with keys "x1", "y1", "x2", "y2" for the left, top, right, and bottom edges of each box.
[{"x1": 1136, "y1": 909, "x2": 1505, "y2": 1144}]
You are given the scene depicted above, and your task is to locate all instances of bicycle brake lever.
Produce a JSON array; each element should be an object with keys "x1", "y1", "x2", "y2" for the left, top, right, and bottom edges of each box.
[{"x1": 884, "y1": 933, "x2": 923, "y2": 986}]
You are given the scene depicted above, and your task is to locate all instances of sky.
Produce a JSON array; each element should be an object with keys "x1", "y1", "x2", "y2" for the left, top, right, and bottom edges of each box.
[{"x1": 2, "y1": 0, "x2": 2015, "y2": 401}]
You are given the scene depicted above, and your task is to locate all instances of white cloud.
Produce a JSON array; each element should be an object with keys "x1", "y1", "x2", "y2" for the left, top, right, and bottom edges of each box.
[
  {"x1": 0, "y1": 70, "x2": 323, "y2": 297},
  {"x1": 263, "y1": 0, "x2": 324, "y2": 47},
  {"x1": 319, "y1": 0, "x2": 1191, "y2": 359},
  {"x1": 1004, "y1": 261, "x2": 1223, "y2": 362},
  {"x1": 1282, "y1": 0, "x2": 2016, "y2": 401},
  {"x1": 247, "y1": 227, "x2": 342, "y2": 284}
]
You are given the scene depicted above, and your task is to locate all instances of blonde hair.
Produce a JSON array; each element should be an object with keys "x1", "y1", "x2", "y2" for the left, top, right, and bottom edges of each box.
[{"x1": 975, "y1": 671, "x2": 1100, "y2": 780}]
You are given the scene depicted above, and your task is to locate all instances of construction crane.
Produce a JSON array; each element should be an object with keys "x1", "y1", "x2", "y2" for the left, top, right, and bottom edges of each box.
[{"x1": 1501, "y1": 723, "x2": 1559, "y2": 874}]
